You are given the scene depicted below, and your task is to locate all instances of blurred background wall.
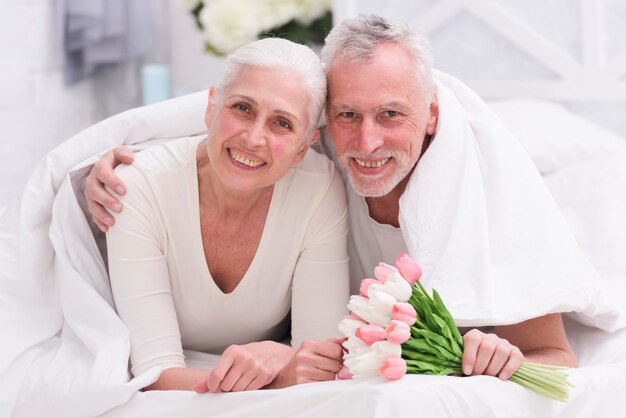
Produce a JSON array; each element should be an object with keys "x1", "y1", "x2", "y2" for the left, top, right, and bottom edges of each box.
[
  {"x1": 0, "y1": 0, "x2": 225, "y2": 210},
  {"x1": 1, "y1": 0, "x2": 625, "y2": 211}
]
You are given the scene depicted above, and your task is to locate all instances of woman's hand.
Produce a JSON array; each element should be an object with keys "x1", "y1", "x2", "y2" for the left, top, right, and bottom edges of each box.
[
  {"x1": 461, "y1": 329, "x2": 524, "y2": 380},
  {"x1": 267, "y1": 339, "x2": 344, "y2": 389},
  {"x1": 193, "y1": 341, "x2": 295, "y2": 393},
  {"x1": 84, "y1": 146, "x2": 135, "y2": 232}
]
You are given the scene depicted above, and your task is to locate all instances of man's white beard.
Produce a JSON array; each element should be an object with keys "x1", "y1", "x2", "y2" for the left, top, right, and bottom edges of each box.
[{"x1": 340, "y1": 150, "x2": 414, "y2": 198}]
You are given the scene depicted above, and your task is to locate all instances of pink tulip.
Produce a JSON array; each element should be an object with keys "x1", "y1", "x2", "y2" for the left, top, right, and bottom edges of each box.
[
  {"x1": 348, "y1": 312, "x2": 365, "y2": 322},
  {"x1": 396, "y1": 253, "x2": 422, "y2": 284},
  {"x1": 359, "y1": 278, "x2": 381, "y2": 297},
  {"x1": 379, "y1": 357, "x2": 407, "y2": 380},
  {"x1": 374, "y1": 262, "x2": 398, "y2": 283},
  {"x1": 355, "y1": 324, "x2": 387, "y2": 345},
  {"x1": 392, "y1": 302, "x2": 417, "y2": 325},
  {"x1": 385, "y1": 320, "x2": 411, "y2": 344},
  {"x1": 336, "y1": 365, "x2": 353, "y2": 380}
]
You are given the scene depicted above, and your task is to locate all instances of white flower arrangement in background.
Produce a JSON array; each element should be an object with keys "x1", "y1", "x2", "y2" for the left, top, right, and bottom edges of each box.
[{"x1": 181, "y1": 0, "x2": 332, "y2": 55}]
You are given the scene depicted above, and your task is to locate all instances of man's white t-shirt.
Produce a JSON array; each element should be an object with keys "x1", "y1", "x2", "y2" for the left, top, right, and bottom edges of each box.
[
  {"x1": 346, "y1": 186, "x2": 408, "y2": 293},
  {"x1": 106, "y1": 138, "x2": 349, "y2": 377}
]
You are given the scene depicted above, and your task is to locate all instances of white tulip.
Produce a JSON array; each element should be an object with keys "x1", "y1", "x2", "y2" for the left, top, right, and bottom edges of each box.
[
  {"x1": 343, "y1": 335, "x2": 371, "y2": 359},
  {"x1": 345, "y1": 351, "x2": 384, "y2": 379},
  {"x1": 338, "y1": 318, "x2": 367, "y2": 338},
  {"x1": 383, "y1": 272, "x2": 413, "y2": 302},
  {"x1": 371, "y1": 340, "x2": 403, "y2": 358},
  {"x1": 368, "y1": 286, "x2": 397, "y2": 313}
]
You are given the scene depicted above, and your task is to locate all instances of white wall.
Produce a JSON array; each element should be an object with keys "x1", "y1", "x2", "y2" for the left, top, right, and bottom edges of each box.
[
  {"x1": 168, "y1": 1, "x2": 226, "y2": 96},
  {"x1": 0, "y1": 0, "x2": 97, "y2": 210},
  {"x1": 0, "y1": 0, "x2": 227, "y2": 212}
]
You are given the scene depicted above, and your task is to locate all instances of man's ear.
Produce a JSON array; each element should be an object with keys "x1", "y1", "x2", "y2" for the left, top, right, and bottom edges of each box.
[
  {"x1": 205, "y1": 86, "x2": 217, "y2": 126},
  {"x1": 426, "y1": 92, "x2": 439, "y2": 136}
]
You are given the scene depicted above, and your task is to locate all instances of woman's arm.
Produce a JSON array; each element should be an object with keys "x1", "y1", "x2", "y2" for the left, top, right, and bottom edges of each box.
[
  {"x1": 268, "y1": 168, "x2": 350, "y2": 387},
  {"x1": 108, "y1": 163, "x2": 300, "y2": 392}
]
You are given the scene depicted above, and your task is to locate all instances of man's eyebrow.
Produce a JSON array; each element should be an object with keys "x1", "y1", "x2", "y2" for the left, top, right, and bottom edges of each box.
[
  {"x1": 373, "y1": 101, "x2": 412, "y2": 112},
  {"x1": 229, "y1": 94, "x2": 301, "y2": 125},
  {"x1": 330, "y1": 103, "x2": 358, "y2": 111}
]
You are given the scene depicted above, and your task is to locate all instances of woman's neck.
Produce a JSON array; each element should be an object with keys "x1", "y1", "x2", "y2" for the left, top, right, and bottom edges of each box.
[{"x1": 196, "y1": 141, "x2": 273, "y2": 217}]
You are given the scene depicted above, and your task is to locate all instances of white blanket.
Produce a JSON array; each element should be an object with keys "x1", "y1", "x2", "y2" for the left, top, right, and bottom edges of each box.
[
  {"x1": 0, "y1": 93, "x2": 207, "y2": 418},
  {"x1": 399, "y1": 71, "x2": 626, "y2": 331},
  {"x1": 2, "y1": 74, "x2": 626, "y2": 418}
]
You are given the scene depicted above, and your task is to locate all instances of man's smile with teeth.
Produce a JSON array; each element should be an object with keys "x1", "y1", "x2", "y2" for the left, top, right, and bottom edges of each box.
[
  {"x1": 228, "y1": 148, "x2": 266, "y2": 167},
  {"x1": 354, "y1": 157, "x2": 390, "y2": 168}
]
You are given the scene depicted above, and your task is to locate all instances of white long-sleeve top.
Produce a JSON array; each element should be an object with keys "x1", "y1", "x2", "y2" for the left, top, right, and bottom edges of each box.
[{"x1": 106, "y1": 137, "x2": 349, "y2": 377}]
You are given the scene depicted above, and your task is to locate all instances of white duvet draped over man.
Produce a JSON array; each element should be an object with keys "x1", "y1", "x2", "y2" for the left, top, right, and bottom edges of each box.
[{"x1": 1, "y1": 69, "x2": 625, "y2": 417}]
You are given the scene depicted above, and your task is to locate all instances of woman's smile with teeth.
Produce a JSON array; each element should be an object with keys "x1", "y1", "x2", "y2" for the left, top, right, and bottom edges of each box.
[
  {"x1": 228, "y1": 148, "x2": 266, "y2": 167},
  {"x1": 355, "y1": 157, "x2": 390, "y2": 168}
]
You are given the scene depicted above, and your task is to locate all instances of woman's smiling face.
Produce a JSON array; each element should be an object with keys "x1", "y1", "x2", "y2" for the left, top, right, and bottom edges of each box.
[{"x1": 204, "y1": 65, "x2": 314, "y2": 194}]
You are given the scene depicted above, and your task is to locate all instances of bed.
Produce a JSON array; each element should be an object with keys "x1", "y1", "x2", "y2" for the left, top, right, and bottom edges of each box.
[{"x1": 2, "y1": 1, "x2": 626, "y2": 417}]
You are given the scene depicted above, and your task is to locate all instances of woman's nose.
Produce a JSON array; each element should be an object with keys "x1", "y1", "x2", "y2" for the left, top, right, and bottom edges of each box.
[{"x1": 242, "y1": 120, "x2": 267, "y2": 147}]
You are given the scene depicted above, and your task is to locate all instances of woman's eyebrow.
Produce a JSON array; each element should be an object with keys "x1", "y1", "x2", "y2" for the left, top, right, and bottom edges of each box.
[{"x1": 230, "y1": 94, "x2": 301, "y2": 125}]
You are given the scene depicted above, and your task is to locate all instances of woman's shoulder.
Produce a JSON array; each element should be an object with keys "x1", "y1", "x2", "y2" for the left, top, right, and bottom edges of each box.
[
  {"x1": 279, "y1": 149, "x2": 346, "y2": 209},
  {"x1": 132, "y1": 136, "x2": 204, "y2": 172},
  {"x1": 292, "y1": 148, "x2": 338, "y2": 177},
  {"x1": 112, "y1": 136, "x2": 203, "y2": 196}
]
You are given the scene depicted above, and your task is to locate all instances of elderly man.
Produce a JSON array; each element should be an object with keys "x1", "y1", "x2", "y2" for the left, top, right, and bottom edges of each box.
[{"x1": 86, "y1": 15, "x2": 579, "y2": 381}]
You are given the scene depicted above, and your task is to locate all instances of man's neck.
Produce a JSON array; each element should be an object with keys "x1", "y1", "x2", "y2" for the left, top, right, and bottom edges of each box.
[{"x1": 364, "y1": 176, "x2": 410, "y2": 228}]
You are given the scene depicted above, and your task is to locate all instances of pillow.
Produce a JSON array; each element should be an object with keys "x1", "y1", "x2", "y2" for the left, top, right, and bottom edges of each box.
[
  {"x1": 543, "y1": 155, "x2": 626, "y2": 303},
  {"x1": 488, "y1": 99, "x2": 626, "y2": 174}
]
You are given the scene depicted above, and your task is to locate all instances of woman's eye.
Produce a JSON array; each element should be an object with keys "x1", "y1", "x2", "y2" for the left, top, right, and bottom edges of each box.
[
  {"x1": 233, "y1": 103, "x2": 250, "y2": 113},
  {"x1": 276, "y1": 119, "x2": 292, "y2": 130}
]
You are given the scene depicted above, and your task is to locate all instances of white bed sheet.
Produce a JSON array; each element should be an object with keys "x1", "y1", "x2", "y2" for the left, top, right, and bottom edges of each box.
[{"x1": 2, "y1": 91, "x2": 626, "y2": 418}]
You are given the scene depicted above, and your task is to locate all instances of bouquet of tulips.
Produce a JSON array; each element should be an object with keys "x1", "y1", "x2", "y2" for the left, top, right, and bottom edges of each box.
[{"x1": 337, "y1": 253, "x2": 573, "y2": 402}]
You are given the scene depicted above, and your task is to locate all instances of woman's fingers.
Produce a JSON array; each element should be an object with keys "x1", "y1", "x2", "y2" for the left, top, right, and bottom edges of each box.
[{"x1": 206, "y1": 354, "x2": 234, "y2": 392}]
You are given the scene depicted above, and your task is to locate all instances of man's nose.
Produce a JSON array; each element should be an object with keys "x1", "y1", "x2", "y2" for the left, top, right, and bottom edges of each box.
[{"x1": 357, "y1": 118, "x2": 384, "y2": 155}]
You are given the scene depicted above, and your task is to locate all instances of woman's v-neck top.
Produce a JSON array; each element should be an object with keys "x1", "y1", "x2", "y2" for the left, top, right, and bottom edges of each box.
[{"x1": 106, "y1": 137, "x2": 349, "y2": 377}]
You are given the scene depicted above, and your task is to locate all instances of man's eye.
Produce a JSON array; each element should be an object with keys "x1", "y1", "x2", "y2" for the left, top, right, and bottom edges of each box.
[
  {"x1": 341, "y1": 111, "x2": 356, "y2": 118},
  {"x1": 385, "y1": 110, "x2": 399, "y2": 117}
]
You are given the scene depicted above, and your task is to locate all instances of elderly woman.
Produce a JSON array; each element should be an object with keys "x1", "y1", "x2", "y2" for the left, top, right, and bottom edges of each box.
[{"x1": 104, "y1": 38, "x2": 349, "y2": 393}]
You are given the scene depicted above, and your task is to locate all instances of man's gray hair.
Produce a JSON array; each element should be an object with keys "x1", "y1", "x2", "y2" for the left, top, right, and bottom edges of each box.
[
  {"x1": 216, "y1": 38, "x2": 326, "y2": 137},
  {"x1": 320, "y1": 14, "x2": 435, "y2": 105}
]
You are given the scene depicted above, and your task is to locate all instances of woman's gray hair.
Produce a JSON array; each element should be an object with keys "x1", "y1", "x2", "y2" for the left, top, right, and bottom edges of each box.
[
  {"x1": 216, "y1": 38, "x2": 326, "y2": 137},
  {"x1": 320, "y1": 14, "x2": 435, "y2": 105}
]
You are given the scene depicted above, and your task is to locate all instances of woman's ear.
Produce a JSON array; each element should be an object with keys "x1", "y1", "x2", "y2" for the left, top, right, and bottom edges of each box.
[
  {"x1": 426, "y1": 92, "x2": 439, "y2": 136},
  {"x1": 310, "y1": 128, "x2": 321, "y2": 145},
  {"x1": 205, "y1": 86, "x2": 217, "y2": 126},
  {"x1": 292, "y1": 129, "x2": 320, "y2": 165}
]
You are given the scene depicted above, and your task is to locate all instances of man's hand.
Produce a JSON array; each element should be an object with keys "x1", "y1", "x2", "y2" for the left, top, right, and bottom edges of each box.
[
  {"x1": 461, "y1": 329, "x2": 524, "y2": 380},
  {"x1": 267, "y1": 339, "x2": 344, "y2": 389},
  {"x1": 193, "y1": 341, "x2": 295, "y2": 393},
  {"x1": 84, "y1": 146, "x2": 135, "y2": 232}
]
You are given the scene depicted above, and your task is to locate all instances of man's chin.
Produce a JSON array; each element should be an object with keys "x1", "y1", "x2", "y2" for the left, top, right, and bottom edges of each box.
[{"x1": 348, "y1": 178, "x2": 395, "y2": 198}]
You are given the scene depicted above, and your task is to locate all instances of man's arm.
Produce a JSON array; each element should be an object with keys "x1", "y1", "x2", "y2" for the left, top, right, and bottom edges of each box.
[
  {"x1": 495, "y1": 313, "x2": 578, "y2": 367},
  {"x1": 461, "y1": 313, "x2": 577, "y2": 381},
  {"x1": 84, "y1": 146, "x2": 135, "y2": 231}
]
